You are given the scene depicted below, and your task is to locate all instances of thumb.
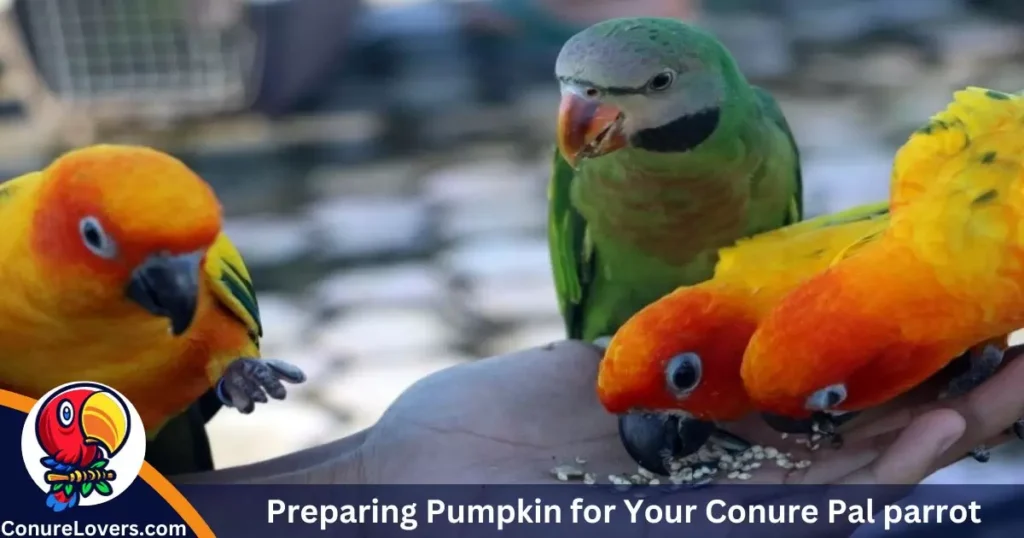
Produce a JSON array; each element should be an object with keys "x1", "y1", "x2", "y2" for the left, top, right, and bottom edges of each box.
[{"x1": 844, "y1": 408, "x2": 966, "y2": 485}]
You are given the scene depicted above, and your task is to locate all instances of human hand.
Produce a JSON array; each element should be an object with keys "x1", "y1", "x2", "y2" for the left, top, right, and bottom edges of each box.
[
  {"x1": 361, "y1": 340, "x2": 1024, "y2": 485},
  {"x1": 177, "y1": 341, "x2": 1024, "y2": 486},
  {"x1": 696, "y1": 343, "x2": 1024, "y2": 485}
]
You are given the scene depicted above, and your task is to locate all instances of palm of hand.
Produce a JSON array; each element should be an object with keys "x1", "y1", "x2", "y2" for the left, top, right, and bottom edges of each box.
[{"x1": 360, "y1": 341, "x2": 1024, "y2": 485}]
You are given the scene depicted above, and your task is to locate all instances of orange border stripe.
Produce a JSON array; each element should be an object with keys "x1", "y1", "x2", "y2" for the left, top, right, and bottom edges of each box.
[{"x1": 0, "y1": 389, "x2": 215, "y2": 538}]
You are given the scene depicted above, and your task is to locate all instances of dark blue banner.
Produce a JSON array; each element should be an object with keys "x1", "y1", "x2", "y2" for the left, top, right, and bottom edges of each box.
[
  {"x1": 1, "y1": 387, "x2": 1020, "y2": 537},
  {"x1": 179, "y1": 484, "x2": 1010, "y2": 537}
]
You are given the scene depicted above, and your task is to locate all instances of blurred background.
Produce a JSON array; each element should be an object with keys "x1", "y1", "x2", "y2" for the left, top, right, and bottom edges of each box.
[{"x1": 2, "y1": 0, "x2": 1024, "y2": 483}]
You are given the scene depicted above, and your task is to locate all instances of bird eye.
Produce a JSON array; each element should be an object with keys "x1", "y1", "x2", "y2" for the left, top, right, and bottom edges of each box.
[
  {"x1": 57, "y1": 399, "x2": 74, "y2": 427},
  {"x1": 665, "y1": 352, "x2": 702, "y2": 396},
  {"x1": 79, "y1": 216, "x2": 117, "y2": 259},
  {"x1": 647, "y1": 70, "x2": 675, "y2": 92}
]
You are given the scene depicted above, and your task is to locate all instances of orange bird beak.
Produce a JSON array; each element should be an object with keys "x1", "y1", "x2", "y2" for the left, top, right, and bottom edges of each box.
[{"x1": 556, "y1": 91, "x2": 627, "y2": 166}]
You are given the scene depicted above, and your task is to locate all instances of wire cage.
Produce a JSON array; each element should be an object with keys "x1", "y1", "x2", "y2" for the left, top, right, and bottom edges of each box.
[{"x1": 0, "y1": 0, "x2": 262, "y2": 140}]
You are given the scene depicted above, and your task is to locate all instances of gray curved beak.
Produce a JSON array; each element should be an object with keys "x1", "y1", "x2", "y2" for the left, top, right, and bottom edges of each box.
[
  {"x1": 125, "y1": 251, "x2": 203, "y2": 336},
  {"x1": 617, "y1": 412, "x2": 716, "y2": 476}
]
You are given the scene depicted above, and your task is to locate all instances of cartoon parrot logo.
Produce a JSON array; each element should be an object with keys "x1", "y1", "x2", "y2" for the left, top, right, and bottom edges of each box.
[{"x1": 20, "y1": 382, "x2": 146, "y2": 513}]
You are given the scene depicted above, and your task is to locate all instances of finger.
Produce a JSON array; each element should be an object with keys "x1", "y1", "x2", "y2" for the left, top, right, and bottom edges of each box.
[
  {"x1": 784, "y1": 447, "x2": 880, "y2": 485},
  {"x1": 844, "y1": 345, "x2": 1024, "y2": 445},
  {"x1": 841, "y1": 409, "x2": 913, "y2": 442},
  {"x1": 839, "y1": 408, "x2": 965, "y2": 485},
  {"x1": 934, "y1": 355, "x2": 1024, "y2": 468},
  {"x1": 841, "y1": 381, "x2": 952, "y2": 442},
  {"x1": 983, "y1": 432, "x2": 1012, "y2": 447}
]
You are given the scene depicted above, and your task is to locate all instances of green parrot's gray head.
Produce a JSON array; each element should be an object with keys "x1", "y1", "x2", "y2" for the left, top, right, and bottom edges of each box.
[{"x1": 554, "y1": 17, "x2": 735, "y2": 165}]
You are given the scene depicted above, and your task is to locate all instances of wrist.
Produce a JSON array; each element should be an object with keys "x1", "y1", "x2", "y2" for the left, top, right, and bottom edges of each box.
[{"x1": 170, "y1": 428, "x2": 370, "y2": 485}]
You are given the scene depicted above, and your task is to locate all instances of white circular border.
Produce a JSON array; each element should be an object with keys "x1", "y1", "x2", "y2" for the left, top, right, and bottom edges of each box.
[{"x1": 20, "y1": 381, "x2": 147, "y2": 507}]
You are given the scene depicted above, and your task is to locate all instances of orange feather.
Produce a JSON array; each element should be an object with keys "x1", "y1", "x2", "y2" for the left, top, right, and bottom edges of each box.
[
  {"x1": 0, "y1": 145, "x2": 260, "y2": 436},
  {"x1": 742, "y1": 87, "x2": 1024, "y2": 418},
  {"x1": 597, "y1": 201, "x2": 889, "y2": 421}
]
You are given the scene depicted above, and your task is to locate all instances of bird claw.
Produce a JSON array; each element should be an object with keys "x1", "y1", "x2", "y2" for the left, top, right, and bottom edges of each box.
[
  {"x1": 969, "y1": 445, "x2": 990, "y2": 463},
  {"x1": 216, "y1": 358, "x2": 307, "y2": 414},
  {"x1": 811, "y1": 412, "x2": 845, "y2": 449},
  {"x1": 944, "y1": 344, "x2": 1004, "y2": 399},
  {"x1": 1013, "y1": 419, "x2": 1024, "y2": 441},
  {"x1": 762, "y1": 411, "x2": 856, "y2": 449}
]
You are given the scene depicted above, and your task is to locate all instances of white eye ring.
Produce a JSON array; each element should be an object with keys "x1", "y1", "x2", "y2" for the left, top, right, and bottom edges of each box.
[
  {"x1": 79, "y1": 216, "x2": 118, "y2": 259},
  {"x1": 57, "y1": 399, "x2": 74, "y2": 428},
  {"x1": 647, "y1": 70, "x2": 675, "y2": 92},
  {"x1": 665, "y1": 352, "x2": 702, "y2": 397}
]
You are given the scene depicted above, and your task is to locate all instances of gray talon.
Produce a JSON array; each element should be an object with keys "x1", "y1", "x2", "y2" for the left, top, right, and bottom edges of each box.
[
  {"x1": 266, "y1": 358, "x2": 307, "y2": 382},
  {"x1": 945, "y1": 344, "x2": 1004, "y2": 399},
  {"x1": 970, "y1": 445, "x2": 990, "y2": 463},
  {"x1": 1014, "y1": 419, "x2": 1024, "y2": 441},
  {"x1": 812, "y1": 413, "x2": 845, "y2": 449},
  {"x1": 217, "y1": 357, "x2": 307, "y2": 414}
]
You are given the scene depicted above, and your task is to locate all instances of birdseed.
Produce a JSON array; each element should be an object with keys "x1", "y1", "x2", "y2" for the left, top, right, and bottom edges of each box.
[
  {"x1": 597, "y1": 439, "x2": 816, "y2": 487},
  {"x1": 629, "y1": 473, "x2": 650, "y2": 485},
  {"x1": 550, "y1": 464, "x2": 585, "y2": 481},
  {"x1": 609, "y1": 474, "x2": 632, "y2": 486}
]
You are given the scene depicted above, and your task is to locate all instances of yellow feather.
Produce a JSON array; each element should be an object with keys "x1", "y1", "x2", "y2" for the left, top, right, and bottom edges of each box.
[
  {"x1": 0, "y1": 148, "x2": 259, "y2": 437},
  {"x1": 891, "y1": 87, "x2": 1024, "y2": 211},
  {"x1": 204, "y1": 232, "x2": 262, "y2": 346},
  {"x1": 712, "y1": 201, "x2": 890, "y2": 314}
]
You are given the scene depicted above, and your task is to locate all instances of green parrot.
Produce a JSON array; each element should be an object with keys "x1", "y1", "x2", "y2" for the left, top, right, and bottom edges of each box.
[{"x1": 547, "y1": 17, "x2": 803, "y2": 474}]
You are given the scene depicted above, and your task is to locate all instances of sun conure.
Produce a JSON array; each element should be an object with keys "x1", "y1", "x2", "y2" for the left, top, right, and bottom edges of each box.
[
  {"x1": 0, "y1": 145, "x2": 306, "y2": 474},
  {"x1": 741, "y1": 87, "x2": 1024, "y2": 438},
  {"x1": 595, "y1": 201, "x2": 888, "y2": 473},
  {"x1": 548, "y1": 17, "x2": 802, "y2": 470}
]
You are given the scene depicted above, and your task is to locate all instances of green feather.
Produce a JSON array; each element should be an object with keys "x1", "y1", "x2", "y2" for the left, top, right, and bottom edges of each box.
[
  {"x1": 547, "y1": 147, "x2": 593, "y2": 339},
  {"x1": 548, "y1": 18, "x2": 803, "y2": 342},
  {"x1": 205, "y1": 233, "x2": 263, "y2": 345},
  {"x1": 220, "y1": 260, "x2": 262, "y2": 339},
  {"x1": 753, "y1": 86, "x2": 803, "y2": 225}
]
